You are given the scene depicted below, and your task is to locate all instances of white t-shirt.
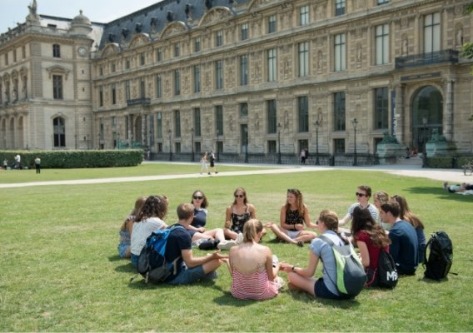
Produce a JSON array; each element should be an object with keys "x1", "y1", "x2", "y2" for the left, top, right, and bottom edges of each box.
[
  {"x1": 347, "y1": 203, "x2": 379, "y2": 223},
  {"x1": 130, "y1": 217, "x2": 166, "y2": 256}
]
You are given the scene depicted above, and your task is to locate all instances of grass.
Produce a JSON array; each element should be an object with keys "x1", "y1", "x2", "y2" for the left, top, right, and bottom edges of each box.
[{"x1": 1, "y1": 164, "x2": 472, "y2": 331}]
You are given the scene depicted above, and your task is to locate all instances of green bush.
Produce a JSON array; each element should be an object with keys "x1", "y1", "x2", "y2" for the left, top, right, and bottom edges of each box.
[{"x1": 0, "y1": 149, "x2": 143, "y2": 169}]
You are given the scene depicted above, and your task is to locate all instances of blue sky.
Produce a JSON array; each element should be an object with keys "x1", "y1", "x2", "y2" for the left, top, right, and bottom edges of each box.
[{"x1": 0, "y1": 0, "x2": 160, "y2": 33}]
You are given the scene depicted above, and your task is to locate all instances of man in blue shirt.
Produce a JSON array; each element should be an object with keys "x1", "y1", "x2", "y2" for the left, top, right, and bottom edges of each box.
[{"x1": 380, "y1": 201, "x2": 418, "y2": 275}]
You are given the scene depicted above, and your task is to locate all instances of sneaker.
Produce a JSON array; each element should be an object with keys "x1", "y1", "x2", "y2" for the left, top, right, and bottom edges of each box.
[
  {"x1": 236, "y1": 233, "x2": 244, "y2": 244},
  {"x1": 217, "y1": 240, "x2": 237, "y2": 250},
  {"x1": 272, "y1": 255, "x2": 279, "y2": 268}
]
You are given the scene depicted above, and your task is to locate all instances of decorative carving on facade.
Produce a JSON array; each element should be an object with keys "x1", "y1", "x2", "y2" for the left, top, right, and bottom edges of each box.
[
  {"x1": 199, "y1": 7, "x2": 233, "y2": 27},
  {"x1": 161, "y1": 22, "x2": 187, "y2": 39}
]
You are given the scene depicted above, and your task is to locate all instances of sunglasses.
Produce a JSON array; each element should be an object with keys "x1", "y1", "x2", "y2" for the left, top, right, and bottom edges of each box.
[
  {"x1": 234, "y1": 194, "x2": 244, "y2": 198},
  {"x1": 355, "y1": 192, "x2": 367, "y2": 197},
  {"x1": 193, "y1": 196, "x2": 203, "y2": 200}
]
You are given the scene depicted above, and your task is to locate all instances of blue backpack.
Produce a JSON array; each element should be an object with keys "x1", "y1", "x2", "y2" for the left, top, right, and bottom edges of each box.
[
  {"x1": 319, "y1": 235, "x2": 367, "y2": 297},
  {"x1": 136, "y1": 225, "x2": 184, "y2": 284}
]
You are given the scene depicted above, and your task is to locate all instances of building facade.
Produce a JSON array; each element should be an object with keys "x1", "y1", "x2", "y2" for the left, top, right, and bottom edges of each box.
[{"x1": 1, "y1": 0, "x2": 472, "y2": 160}]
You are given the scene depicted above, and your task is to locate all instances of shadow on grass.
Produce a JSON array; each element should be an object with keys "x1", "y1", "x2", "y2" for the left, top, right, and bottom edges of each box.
[
  {"x1": 404, "y1": 187, "x2": 473, "y2": 201},
  {"x1": 281, "y1": 288, "x2": 361, "y2": 308},
  {"x1": 213, "y1": 291, "x2": 259, "y2": 307}
]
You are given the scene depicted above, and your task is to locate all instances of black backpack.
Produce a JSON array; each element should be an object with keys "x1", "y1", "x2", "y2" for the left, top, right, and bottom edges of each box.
[
  {"x1": 423, "y1": 231, "x2": 453, "y2": 281},
  {"x1": 136, "y1": 225, "x2": 184, "y2": 284},
  {"x1": 376, "y1": 250, "x2": 398, "y2": 289}
]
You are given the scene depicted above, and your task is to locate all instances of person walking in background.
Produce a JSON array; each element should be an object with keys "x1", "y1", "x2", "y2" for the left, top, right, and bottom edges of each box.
[
  {"x1": 34, "y1": 156, "x2": 41, "y2": 174},
  {"x1": 208, "y1": 151, "x2": 218, "y2": 175},
  {"x1": 300, "y1": 149, "x2": 306, "y2": 164},
  {"x1": 2, "y1": 158, "x2": 7, "y2": 170},
  {"x1": 200, "y1": 152, "x2": 209, "y2": 175},
  {"x1": 14, "y1": 154, "x2": 21, "y2": 169},
  {"x1": 229, "y1": 219, "x2": 283, "y2": 300}
]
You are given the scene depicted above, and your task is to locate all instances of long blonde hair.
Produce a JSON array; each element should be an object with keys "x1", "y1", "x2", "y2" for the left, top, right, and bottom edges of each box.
[{"x1": 242, "y1": 219, "x2": 263, "y2": 243}]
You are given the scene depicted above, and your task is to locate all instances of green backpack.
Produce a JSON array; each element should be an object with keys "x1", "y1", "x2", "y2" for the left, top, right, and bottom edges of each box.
[{"x1": 319, "y1": 235, "x2": 367, "y2": 297}]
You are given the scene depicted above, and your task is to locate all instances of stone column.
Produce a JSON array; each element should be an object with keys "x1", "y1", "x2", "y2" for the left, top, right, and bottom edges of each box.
[
  {"x1": 394, "y1": 83, "x2": 405, "y2": 143},
  {"x1": 444, "y1": 79, "x2": 454, "y2": 141}
]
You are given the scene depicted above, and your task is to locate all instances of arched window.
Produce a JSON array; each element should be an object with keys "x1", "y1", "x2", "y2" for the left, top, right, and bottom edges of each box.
[
  {"x1": 411, "y1": 85, "x2": 443, "y2": 151},
  {"x1": 53, "y1": 117, "x2": 66, "y2": 147}
]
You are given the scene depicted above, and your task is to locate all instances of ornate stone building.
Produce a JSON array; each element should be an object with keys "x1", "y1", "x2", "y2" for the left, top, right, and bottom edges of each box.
[{"x1": 1, "y1": 0, "x2": 472, "y2": 159}]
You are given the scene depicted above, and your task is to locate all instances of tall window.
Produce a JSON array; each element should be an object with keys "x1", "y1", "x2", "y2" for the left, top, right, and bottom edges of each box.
[
  {"x1": 155, "y1": 75, "x2": 162, "y2": 98},
  {"x1": 215, "y1": 60, "x2": 224, "y2": 90},
  {"x1": 52, "y1": 44, "x2": 61, "y2": 58},
  {"x1": 53, "y1": 117, "x2": 66, "y2": 147},
  {"x1": 174, "y1": 70, "x2": 181, "y2": 96},
  {"x1": 335, "y1": 0, "x2": 345, "y2": 16},
  {"x1": 99, "y1": 87, "x2": 103, "y2": 107},
  {"x1": 299, "y1": 5, "x2": 309, "y2": 26},
  {"x1": 156, "y1": 48, "x2": 162, "y2": 62},
  {"x1": 424, "y1": 13, "x2": 441, "y2": 53},
  {"x1": 298, "y1": 42, "x2": 309, "y2": 77},
  {"x1": 240, "y1": 54, "x2": 248, "y2": 86},
  {"x1": 174, "y1": 43, "x2": 180, "y2": 57},
  {"x1": 193, "y1": 65, "x2": 201, "y2": 93},
  {"x1": 174, "y1": 110, "x2": 181, "y2": 138},
  {"x1": 140, "y1": 79, "x2": 145, "y2": 98},
  {"x1": 374, "y1": 87, "x2": 389, "y2": 130},
  {"x1": 268, "y1": 15, "x2": 277, "y2": 33},
  {"x1": 194, "y1": 108, "x2": 201, "y2": 137},
  {"x1": 215, "y1": 31, "x2": 223, "y2": 47},
  {"x1": 334, "y1": 92, "x2": 346, "y2": 131},
  {"x1": 194, "y1": 38, "x2": 201, "y2": 52},
  {"x1": 157, "y1": 112, "x2": 163, "y2": 139},
  {"x1": 267, "y1": 48, "x2": 277, "y2": 82},
  {"x1": 267, "y1": 99, "x2": 277, "y2": 134},
  {"x1": 52, "y1": 75, "x2": 63, "y2": 99},
  {"x1": 140, "y1": 53, "x2": 145, "y2": 66},
  {"x1": 298, "y1": 96, "x2": 309, "y2": 132},
  {"x1": 125, "y1": 80, "x2": 131, "y2": 100},
  {"x1": 375, "y1": 24, "x2": 389, "y2": 65},
  {"x1": 240, "y1": 102, "x2": 248, "y2": 118},
  {"x1": 215, "y1": 105, "x2": 224, "y2": 136},
  {"x1": 334, "y1": 33, "x2": 346, "y2": 71},
  {"x1": 111, "y1": 84, "x2": 116, "y2": 104},
  {"x1": 240, "y1": 23, "x2": 249, "y2": 41},
  {"x1": 334, "y1": 139, "x2": 345, "y2": 154}
]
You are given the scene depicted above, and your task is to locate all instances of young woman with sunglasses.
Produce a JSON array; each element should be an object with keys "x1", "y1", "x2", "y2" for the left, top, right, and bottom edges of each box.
[
  {"x1": 339, "y1": 185, "x2": 379, "y2": 228},
  {"x1": 223, "y1": 187, "x2": 256, "y2": 242},
  {"x1": 266, "y1": 188, "x2": 317, "y2": 247},
  {"x1": 188, "y1": 190, "x2": 234, "y2": 250}
]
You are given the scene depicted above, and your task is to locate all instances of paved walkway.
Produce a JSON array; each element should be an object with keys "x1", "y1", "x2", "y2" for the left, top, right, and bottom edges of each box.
[{"x1": 0, "y1": 162, "x2": 470, "y2": 189}]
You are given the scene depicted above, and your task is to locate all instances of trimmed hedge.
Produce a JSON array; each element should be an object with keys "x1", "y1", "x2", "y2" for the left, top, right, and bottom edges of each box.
[
  {"x1": 0, "y1": 150, "x2": 143, "y2": 169},
  {"x1": 427, "y1": 155, "x2": 473, "y2": 169}
]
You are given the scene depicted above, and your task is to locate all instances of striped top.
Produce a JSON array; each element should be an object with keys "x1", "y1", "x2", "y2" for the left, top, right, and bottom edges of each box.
[{"x1": 231, "y1": 270, "x2": 279, "y2": 301}]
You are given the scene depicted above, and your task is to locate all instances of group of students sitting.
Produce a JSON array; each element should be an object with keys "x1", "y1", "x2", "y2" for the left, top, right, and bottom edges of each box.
[{"x1": 117, "y1": 185, "x2": 425, "y2": 301}]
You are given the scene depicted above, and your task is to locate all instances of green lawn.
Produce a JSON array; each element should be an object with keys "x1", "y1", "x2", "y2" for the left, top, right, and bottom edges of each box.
[{"x1": 1, "y1": 165, "x2": 472, "y2": 331}]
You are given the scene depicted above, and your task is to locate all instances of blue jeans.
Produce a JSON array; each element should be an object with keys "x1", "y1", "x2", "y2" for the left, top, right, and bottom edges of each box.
[{"x1": 166, "y1": 265, "x2": 217, "y2": 285}]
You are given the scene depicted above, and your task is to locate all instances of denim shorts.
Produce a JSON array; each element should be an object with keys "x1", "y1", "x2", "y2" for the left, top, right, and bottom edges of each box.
[
  {"x1": 314, "y1": 278, "x2": 350, "y2": 300},
  {"x1": 166, "y1": 265, "x2": 217, "y2": 285},
  {"x1": 118, "y1": 244, "x2": 129, "y2": 258},
  {"x1": 130, "y1": 254, "x2": 139, "y2": 267}
]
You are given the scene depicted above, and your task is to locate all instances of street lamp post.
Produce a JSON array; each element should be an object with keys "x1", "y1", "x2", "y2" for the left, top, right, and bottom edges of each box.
[
  {"x1": 352, "y1": 118, "x2": 358, "y2": 166},
  {"x1": 244, "y1": 127, "x2": 249, "y2": 164},
  {"x1": 168, "y1": 129, "x2": 172, "y2": 161},
  {"x1": 422, "y1": 117, "x2": 428, "y2": 168},
  {"x1": 191, "y1": 128, "x2": 195, "y2": 162},
  {"x1": 277, "y1": 122, "x2": 282, "y2": 164},
  {"x1": 314, "y1": 120, "x2": 320, "y2": 165}
]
